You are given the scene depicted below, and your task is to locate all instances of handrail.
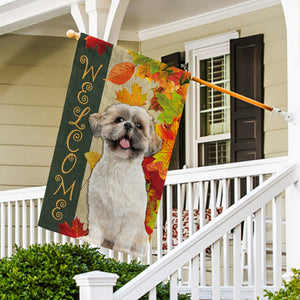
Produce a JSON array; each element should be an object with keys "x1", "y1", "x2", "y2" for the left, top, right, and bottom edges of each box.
[
  {"x1": 0, "y1": 157, "x2": 287, "y2": 202},
  {"x1": 165, "y1": 156, "x2": 288, "y2": 184},
  {"x1": 114, "y1": 162, "x2": 298, "y2": 300},
  {"x1": 0, "y1": 186, "x2": 46, "y2": 202}
]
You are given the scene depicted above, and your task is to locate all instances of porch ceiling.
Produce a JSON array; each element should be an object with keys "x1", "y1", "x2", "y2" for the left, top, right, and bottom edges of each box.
[{"x1": 0, "y1": 0, "x2": 281, "y2": 41}]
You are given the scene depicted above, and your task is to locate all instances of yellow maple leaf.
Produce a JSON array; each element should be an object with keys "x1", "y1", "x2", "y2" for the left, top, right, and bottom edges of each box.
[
  {"x1": 135, "y1": 63, "x2": 151, "y2": 81},
  {"x1": 84, "y1": 151, "x2": 101, "y2": 171},
  {"x1": 115, "y1": 82, "x2": 147, "y2": 106}
]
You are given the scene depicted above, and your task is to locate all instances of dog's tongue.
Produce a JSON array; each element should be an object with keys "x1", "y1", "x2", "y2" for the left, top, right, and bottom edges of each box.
[{"x1": 120, "y1": 138, "x2": 130, "y2": 149}]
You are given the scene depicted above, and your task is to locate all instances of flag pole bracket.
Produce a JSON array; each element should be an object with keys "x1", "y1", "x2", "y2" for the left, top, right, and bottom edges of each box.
[{"x1": 271, "y1": 107, "x2": 293, "y2": 122}]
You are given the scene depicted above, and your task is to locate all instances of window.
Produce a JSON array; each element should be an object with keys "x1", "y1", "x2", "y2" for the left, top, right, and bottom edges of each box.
[
  {"x1": 198, "y1": 54, "x2": 231, "y2": 166},
  {"x1": 185, "y1": 31, "x2": 239, "y2": 168}
]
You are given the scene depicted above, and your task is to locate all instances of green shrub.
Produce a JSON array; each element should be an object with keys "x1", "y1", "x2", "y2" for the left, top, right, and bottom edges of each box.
[
  {"x1": 0, "y1": 243, "x2": 190, "y2": 300},
  {"x1": 264, "y1": 268, "x2": 300, "y2": 299}
]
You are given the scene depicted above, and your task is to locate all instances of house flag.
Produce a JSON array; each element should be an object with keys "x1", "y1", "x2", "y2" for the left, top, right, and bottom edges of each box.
[{"x1": 38, "y1": 33, "x2": 191, "y2": 257}]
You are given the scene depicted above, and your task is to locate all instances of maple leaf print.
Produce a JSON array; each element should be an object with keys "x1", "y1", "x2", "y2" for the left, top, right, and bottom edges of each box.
[
  {"x1": 58, "y1": 217, "x2": 88, "y2": 238},
  {"x1": 85, "y1": 36, "x2": 112, "y2": 56},
  {"x1": 85, "y1": 151, "x2": 101, "y2": 171},
  {"x1": 153, "y1": 119, "x2": 180, "y2": 170},
  {"x1": 115, "y1": 82, "x2": 147, "y2": 106},
  {"x1": 106, "y1": 62, "x2": 135, "y2": 85},
  {"x1": 135, "y1": 63, "x2": 151, "y2": 81},
  {"x1": 156, "y1": 91, "x2": 184, "y2": 124}
]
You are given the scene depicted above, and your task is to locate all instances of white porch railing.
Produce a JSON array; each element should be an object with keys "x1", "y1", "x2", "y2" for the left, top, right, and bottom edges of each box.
[
  {"x1": 0, "y1": 156, "x2": 295, "y2": 299},
  {"x1": 113, "y1": 160, "x2": 297, "y2": 300}
]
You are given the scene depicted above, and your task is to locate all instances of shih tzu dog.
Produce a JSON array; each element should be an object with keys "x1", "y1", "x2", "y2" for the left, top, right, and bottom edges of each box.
[{"x1": 87, "y1": 103, "x2": 162, "y2": 257}]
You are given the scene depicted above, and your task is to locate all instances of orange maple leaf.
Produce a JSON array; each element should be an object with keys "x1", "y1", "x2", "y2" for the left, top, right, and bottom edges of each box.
[
  {"x1": 106, "y1": 62, "x2": 135, "y2": 85},
  {"x1": 115, "y1": 82, "x2": 147, "y2": 106}
]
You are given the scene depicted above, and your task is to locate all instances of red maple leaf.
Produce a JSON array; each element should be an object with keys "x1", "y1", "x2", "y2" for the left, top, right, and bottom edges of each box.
[
  {"x1": 168, "y1": 70, "x2": 184, "y2": 85},
  {"x1": 58, "y1": 217, "x2": 88, "y2": 238},
  {"x1": 85, "y1": 36, "x2": 112, "y2": 56}
]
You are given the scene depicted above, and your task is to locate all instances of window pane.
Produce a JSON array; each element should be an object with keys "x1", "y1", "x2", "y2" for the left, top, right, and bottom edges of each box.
[
  {"x1": 199, "y1": 54, "x2": 230, "y2": 138},
  {"x1": 198, "y1": 140, "x2": 230, "y2": 167},
  {"x1": 200, "y1": 111, "x2": 211, "y2": 136}
]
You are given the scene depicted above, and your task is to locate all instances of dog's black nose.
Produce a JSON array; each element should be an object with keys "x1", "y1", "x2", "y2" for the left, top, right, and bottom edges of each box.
[{"x1": 124, "y1": 122, "x2": 132, "y2": 130}]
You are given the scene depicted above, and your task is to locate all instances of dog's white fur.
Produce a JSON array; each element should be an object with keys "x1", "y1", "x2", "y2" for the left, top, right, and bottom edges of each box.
[{"x1": 87, "y1": 103, "x2": 162, "y2": 257}]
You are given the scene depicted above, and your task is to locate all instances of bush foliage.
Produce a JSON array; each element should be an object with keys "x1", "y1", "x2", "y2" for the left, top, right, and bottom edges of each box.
[
  {"x1": 0, "y1": 243, "x2": 190, "y2": 300},
  {"x1": 264, "y1": 268, "x2": 300, "y2": 299}
]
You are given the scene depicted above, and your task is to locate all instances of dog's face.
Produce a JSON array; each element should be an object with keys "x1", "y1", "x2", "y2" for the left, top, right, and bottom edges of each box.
[{"x1": 89, "y1": 104, "x2": 162, "y2": 160}]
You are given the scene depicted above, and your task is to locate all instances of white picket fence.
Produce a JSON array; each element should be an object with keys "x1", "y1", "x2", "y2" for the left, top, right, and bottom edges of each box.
[{"x1": 0, "y1": 156, "x2": 294, "y2": 299}]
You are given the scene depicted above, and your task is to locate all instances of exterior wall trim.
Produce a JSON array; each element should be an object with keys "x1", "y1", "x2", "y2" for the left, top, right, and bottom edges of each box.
[{"x1": 138, "y1": 0, "x2": 281, "y2": 41}]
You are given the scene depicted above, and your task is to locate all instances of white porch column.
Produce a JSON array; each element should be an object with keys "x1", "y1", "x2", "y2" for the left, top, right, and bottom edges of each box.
[
  {"x1": 74, "y1": 271, "x2": 119, "y2": 300},
  {"x1": 81, "y1": 0, "x2": 129, "y2": 44},
  {"x1": 281, "y1": 0, "x2": 300, "y2": 270}
]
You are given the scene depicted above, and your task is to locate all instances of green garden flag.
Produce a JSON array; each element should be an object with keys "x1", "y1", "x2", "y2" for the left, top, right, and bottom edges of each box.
[{"x1": 38, "y1": 33, "x2": 191, "y2": 257}]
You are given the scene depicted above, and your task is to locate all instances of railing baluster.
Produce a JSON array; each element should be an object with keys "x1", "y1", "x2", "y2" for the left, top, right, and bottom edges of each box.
[
  {"x1": 147, "y1": 240, "x2": 152, "y2": 265},
  {"x1": 259, "y1": 175, "x2": 267, "y2": 286},
  {"x1": 254, "y1": 207, "x2": 263, "y2": 299},
  {"x1": 22, "y1": 200, "x2": 27, "y2": 249},
  {"x1": 234, "y1": 177, "x2": 240, "y2": 203},
  {"x1": 191, "y1": 255, "x2": 199, "y2": 300},
  {"x1": 222, "y1": 179, "x2": 229, "y2": 286},
  {"x1": 148, "y1": 287, "x2": 156, "y2": 300},
  {"x1": 261, "y1": 203, "x2": 267, "y2": 286},
  {"x1": 15, "y1": 200, "x2": 20, "y2": 248},
  {"x1": 210, "y1": 180, "x2": 216, "y2": 219},
  {"x1": 166, "y1": 184, "x2": 173, "y2": 252},
  {"x1": 187, "y1": 182, "x2": 193, "y2": 285},
  {"x1": 45, "y1": 229, "x2": 51, "y2": 244},
  {"x1": 53, "y1": 232, "x2": 59, "y2": 244},
  {"x1": 246, "y1": 176, "x2": 254, "y2": 285},
  {"x1": 30, "y1": 199, "x2": 35, "y2": 245},
  {"x1": 1, "y1": 201, "x2": 5, "y2": 258},
  {"x1": 233, "y1": 177, "x2": 241, "y2": 299},
  {"x1": 199, "y1": 181, "x2": 206, "y2": 286},
  {"x1": 187, "y1": 182, "x2": 193, "y2": 233},
  {"x1": 37, "y1": 198, "x2": 43, "y2": 244},
  {"x1": 212, "y1": 241, "x2": 221, "y2": 300},
  {"x1": 233, "y1": 224, "x2": 242, "y2": 300},
  {"x1": 108, "y1": 249, "x2": 113, "y2": 259},
  {"x1": 177, "y1": 183, "x2": 183, "y2": 285},
  {"x1": 7, "y1": 201, "x2": 12, "y2": 257},
  {"x1": 273, "y1": 194, "x2": 283, "y2": 290},
  {"x1": 170, "y1": 270, "x2": 178, "y2": 300},
  {"x1": 62, "y1": 234, "x2": 68, "y2": 244}
]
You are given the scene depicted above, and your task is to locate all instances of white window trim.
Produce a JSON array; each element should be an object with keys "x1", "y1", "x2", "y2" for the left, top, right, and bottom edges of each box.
[{"x1": 184, "y1": 31, "x2": 239, "y2": 168}]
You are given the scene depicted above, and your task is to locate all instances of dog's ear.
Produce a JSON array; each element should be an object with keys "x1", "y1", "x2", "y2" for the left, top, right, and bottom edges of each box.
[
  {"x1": 89, "y1": 113, "x2": 103, "y2": 137},
  {"x1": 145, "y1": 129, "x2": 162, "y2": 157}
]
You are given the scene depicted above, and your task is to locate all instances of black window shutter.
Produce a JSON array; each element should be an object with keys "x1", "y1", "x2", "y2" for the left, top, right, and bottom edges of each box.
[
  {"x1": 161, "y1": 52, "x2": 186, "y2": 169},
  {"x1": 230, "y1": 34, "x2": 264, "y2": 162}
]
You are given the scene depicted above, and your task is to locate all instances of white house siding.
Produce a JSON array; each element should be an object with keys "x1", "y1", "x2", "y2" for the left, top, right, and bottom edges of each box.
[
  {"x1": 0, "y1": 5, "x2": 286, "y2": 190},
  {"x1": 140, "y1": 4, "x2": 288, "y2": 160},
  {"x1": 0, "y1": 34, "x2": 76, "y2": 190},
  {"x1": 0, "y1": 34, "x2": 139, "y2": 191}
]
